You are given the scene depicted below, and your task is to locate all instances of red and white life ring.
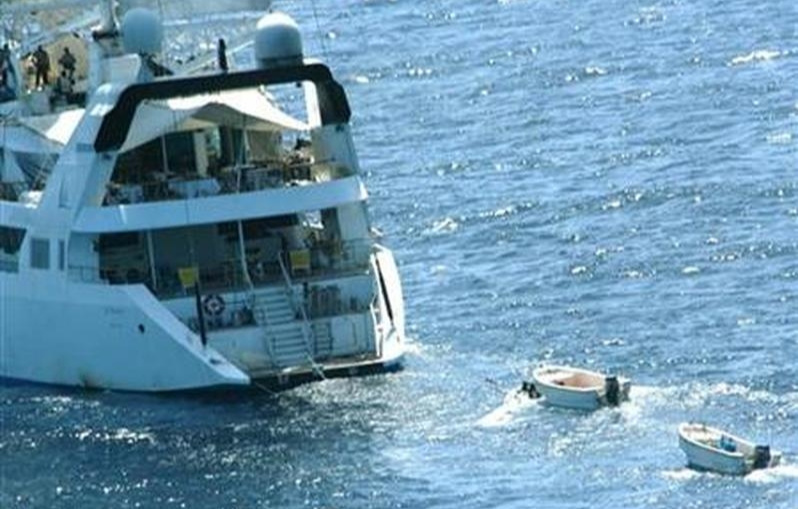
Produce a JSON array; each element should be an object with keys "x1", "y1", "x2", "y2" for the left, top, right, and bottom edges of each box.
[{"x1": 202, "y1": 294, "x2": 225, "y2": 316}]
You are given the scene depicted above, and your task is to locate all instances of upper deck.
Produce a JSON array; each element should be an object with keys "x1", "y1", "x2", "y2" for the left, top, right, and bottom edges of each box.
[{"x1": 1, "y1": 62, "x2": 360, "y2": 224}]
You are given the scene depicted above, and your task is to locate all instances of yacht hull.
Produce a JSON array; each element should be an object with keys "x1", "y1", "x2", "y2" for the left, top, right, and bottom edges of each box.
[
  {"x1": 0, "y1": 274, "x2": 250, "y2": 391},
  {"x1": 0, "y1": 271, "x2": 404, "y2": 392}
]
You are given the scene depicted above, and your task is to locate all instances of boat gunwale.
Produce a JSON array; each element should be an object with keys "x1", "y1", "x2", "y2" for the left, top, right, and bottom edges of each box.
[
  {"x1": 531, "y1": 365, "x2": 618, "y2": 393},
  {"x1": 678, "y1": 423, "x2": 752, "y2": 460}
]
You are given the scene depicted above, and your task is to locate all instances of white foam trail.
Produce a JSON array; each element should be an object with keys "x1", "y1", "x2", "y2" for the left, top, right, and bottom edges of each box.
[
  {"x1": 663, "y1": 464, "x2": 798, "y2": 484},
  {"x1": 662, "y1": 468, "x2": 703, "y2": 481},
  {"x1": 476, "y1": 389, "x2": 538, "y2": 428},
  {"x1": 402, "y1": 337, "x2": 426, "y2": 357},
  {"x1": 477, "y1": 384, "x2": 663, "y2": 430},
  {"x1": 427, "y1": 217, "x2": 459, "y2": 235},
  {"x1": 745, "y1": 463, "x2": 798, "y2": 484},
  {"x1": 729, "y1": 49, "x2": 782, "y2": 66},
  {"x1": 75, "y1": 427, "x2": 156, "y2": 445}
]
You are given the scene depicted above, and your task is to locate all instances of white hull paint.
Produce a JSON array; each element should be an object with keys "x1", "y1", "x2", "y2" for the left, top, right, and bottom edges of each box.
[
  {"x1": 536, "y1": 384, "x2": 605, "y2": 411},
  {"x1": 0, "y1": 246, "x2": 405, "y2": 392},
  {"x1": 531, "y1": 365, "x2": 631, "y2": 411},
  {"x1": 1, "y1": 275, "x2": 249, "y2": 391},
  {"x1": 679, "y1": 435, "x2": 750, "y2": 475},
  {"x1": 678, "y1": 423, "x2": 782, "y2": 476},
  {"x1": 0, "y1": 10, "x2": 406, "y2": 393}
]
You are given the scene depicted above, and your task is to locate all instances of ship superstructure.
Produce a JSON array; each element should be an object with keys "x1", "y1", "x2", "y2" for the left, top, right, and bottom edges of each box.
[{"x1": 0, "y1": 4, "x2": 405, "y2": 391}]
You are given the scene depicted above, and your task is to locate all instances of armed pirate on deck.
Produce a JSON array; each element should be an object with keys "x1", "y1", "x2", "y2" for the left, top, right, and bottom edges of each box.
[{"x1": 0, "y1": 3, "x2": 406, "y2": 391}]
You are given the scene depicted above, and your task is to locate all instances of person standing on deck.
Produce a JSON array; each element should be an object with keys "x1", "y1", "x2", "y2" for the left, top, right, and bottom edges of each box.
[
  {"x1": 217, "y1": 38, "x2": 228, "y2": 73},
  {"x1": 54, "y1": 70, "x2": 74, "y2": 101},
  {"x1": 58, "y1": 47, "x2": 76, "y2": 81},
  {"x1": 0, "y1": 44, "x2": 10, "y2": 87},
  {"x1": 33, "y1": 45, "x2": 50, "y2": 87}
]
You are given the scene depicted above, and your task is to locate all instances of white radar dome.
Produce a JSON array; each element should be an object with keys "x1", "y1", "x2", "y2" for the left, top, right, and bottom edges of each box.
[
  {"x1": 121, "y1": 8, "x2": 163, "y2": 55},
  {"x1": 254, "y1": 12, "x2": 303, "y2": 69}
]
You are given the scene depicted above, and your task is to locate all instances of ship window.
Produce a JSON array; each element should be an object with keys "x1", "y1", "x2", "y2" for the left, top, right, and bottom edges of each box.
[
  {"x1": 217, "y1": 216, "x2": 298, "y2": 240},
  {"x1": 0, "y1": 226, "x2": 25, "y2": 255},
  {"x1": 30, "y1": 238, "x2": 50, "y2": 269},
  {"x1": 164, "y1": 132, "x2": 197, "y2": 175},
  {"x1": 0, "y1": 226, "x2": 25, "y2": 273},
  {"x1": 58, "y1": 240, "x2": 66, "y2": 270},
  {"x1": 99, "y1": 232, "x2": 140, "y2": 250}
]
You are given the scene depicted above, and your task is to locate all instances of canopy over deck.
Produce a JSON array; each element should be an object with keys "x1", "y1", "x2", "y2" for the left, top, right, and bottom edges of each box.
[{"x1": 15, "y1": 88, "x2": 307, "y2": 153}]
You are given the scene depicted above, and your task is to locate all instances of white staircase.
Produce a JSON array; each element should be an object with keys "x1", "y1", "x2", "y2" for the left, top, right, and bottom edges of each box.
[
  {"x1": 312, "y1": 321, "x2": 333, "y2": 359},
  {"x1": 251, "y1": 287, "x2": 314, "y2": 369}
]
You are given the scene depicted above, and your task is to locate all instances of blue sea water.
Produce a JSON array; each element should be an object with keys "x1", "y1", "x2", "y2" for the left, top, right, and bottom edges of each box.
[{"x1": 2, "y1": 0, "x2": 797, "y2": 507}]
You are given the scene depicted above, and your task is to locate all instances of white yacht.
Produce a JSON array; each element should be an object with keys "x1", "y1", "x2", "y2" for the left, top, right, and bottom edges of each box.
[{"x1": 0, "y1": 2, "x2": 406, "y2": 391}]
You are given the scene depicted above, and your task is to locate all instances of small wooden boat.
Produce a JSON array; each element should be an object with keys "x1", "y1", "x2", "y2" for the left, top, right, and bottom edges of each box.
[
  {"x1": 678, "y1": 422, "x2": 782, "y2": 475},
  {"x1": 521, "y1": 365, "x2": 631, "y2": 410}
]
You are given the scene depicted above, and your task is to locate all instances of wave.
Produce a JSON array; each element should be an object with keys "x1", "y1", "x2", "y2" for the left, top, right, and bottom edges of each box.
[
  {"x1": 729, "y1": 49, "x2": 783, "y2": 66},
  {"x1": 426, "y1": 216, "x2": 459, "y2": 235},
  {"x1": 75, "y1": 427, "x2": 156, "y2": 445}
]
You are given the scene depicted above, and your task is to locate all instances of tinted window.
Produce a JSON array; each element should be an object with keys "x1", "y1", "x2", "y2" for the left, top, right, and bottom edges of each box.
[
  {"x1": 0, "y1": 226, "x2": 25, "y2": 255},
  {"x1": 30, "y1": 238, "x2": 50, "y2": 269}
]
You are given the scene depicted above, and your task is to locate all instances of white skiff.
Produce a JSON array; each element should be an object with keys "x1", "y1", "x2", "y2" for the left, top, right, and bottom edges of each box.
[
  {"x1": 522, "y1": 365, "x2": 631, "y2": 410},
  {"x1": 678, "y1": 422, "x2": 782, "y2": 475}
]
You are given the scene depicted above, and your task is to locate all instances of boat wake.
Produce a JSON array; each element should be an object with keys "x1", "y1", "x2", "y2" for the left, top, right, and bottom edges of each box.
[
  {"x1": 75, "y1": 427, "x2": 157, "y2": 445},
  {"x1": 662, "y1": 462, "x2": 798, "y2": 484},
  {"x1": 621, "y1": 382, "x2": 795, "y2": 415},
  {"x1": 745, "y1": 462, "x2": 798, "y2": 484},
  {"x1": 475, "y1": 388, "x2": 538, "y2": 428},
  {"x1": 661, "y1": 467, "x2": 703, "y2": 481},
  {"x1": 401, "y1": 338, "x2": 426, "y2": 358}
]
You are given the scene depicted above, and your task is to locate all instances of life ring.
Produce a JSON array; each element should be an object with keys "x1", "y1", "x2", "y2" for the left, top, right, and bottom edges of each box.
[{"x1": 202, "y1": 294, "x2": 225, "y2": 316}]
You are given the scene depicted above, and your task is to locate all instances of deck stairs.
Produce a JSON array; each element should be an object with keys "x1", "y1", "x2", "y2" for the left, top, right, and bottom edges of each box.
[{"x1": 250, "y1": 287, "x2": 312, "y2": 368}]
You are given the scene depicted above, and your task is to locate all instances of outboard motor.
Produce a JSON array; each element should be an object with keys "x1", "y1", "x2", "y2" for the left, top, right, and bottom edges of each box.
[
  {"x1": 604, "y1": 375, "x2": 621, "y2": 406},
  {"x1": 521, "y1": 381, "x2": 540, "y2": 399},
  {"x1": 752, "y1": 445, "x2": 772, "y2": 470}
]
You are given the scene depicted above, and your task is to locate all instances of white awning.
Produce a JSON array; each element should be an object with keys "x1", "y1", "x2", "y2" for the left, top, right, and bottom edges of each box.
[
  {"x1": 16, "y1": 88, "x2": 307, "y2": 153},
  {"x1": 0, "y1": 122, "x2": 64, "y2": 154},
  {"x1": 119, "y1": 89, "x2": 308, "y2": 152},
  {"x1": 15, "y1": 109, "x2": 85, "y2": 149}
]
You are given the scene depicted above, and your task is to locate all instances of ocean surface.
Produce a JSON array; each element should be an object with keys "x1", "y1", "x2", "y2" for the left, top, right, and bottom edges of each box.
[{"x1": 2, "y1": 0, "x2": 797, "y2": 507}]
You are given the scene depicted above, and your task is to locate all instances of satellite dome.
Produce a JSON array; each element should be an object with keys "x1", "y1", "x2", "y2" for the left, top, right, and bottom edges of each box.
[
  {"x1": 254, "y1": 12, "x2": 303, "y2": 69},
  {"x1": 121, "y1": 8, "x2": 163, "y2": 55}
]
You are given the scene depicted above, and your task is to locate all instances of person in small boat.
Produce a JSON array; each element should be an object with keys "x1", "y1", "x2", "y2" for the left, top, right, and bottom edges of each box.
[{"x1": 719, "y1": 435, "x2": 736, "y2": 452}]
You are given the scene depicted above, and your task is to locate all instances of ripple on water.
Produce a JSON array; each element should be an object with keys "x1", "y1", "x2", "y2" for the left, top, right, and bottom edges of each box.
[{"x1": 729, "y1": 49, "x2": 783, "y2": 66}]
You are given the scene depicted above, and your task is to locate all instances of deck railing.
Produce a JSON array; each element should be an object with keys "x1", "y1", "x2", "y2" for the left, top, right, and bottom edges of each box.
[
  {"x1": 103, "y1": 161, "x2": 352, "y2": 206},
  {"x1": 69, "y1": 239, "x2": 374, "y2": 297}
]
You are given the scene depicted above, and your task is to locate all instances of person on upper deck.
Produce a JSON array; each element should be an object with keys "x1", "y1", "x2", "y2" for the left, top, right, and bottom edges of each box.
[
  {"x1": 58, "y1": 47, "x2": 77, "y2": 80},
  {"x1": 33, "y1": 45, "x2": 50, "y2": 87},
  {"x1": 0, "y1": 43, "x2": 10, "y2": 87},
  {"x1": 54, "y1": 70, "x2": 74, "y2": 99},
  {"x1": 217, "y1": 38, "x2": 228, "y2": 73}
]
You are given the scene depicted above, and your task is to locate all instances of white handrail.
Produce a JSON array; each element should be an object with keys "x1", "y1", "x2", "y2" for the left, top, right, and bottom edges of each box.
[{"x1": 277, "y1": 254, "x2": 325, "y2": 379}]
